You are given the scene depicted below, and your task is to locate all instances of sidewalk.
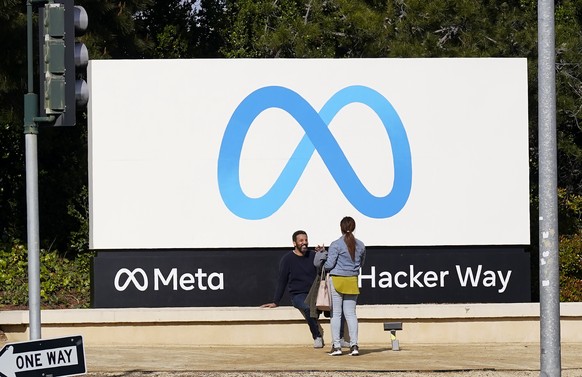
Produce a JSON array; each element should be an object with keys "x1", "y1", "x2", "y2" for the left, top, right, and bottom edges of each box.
[{"x1": 82, "y1": 343, "x2": 582, "y2": 376}]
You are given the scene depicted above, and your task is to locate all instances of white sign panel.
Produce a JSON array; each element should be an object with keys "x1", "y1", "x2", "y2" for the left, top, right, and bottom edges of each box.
[{"x1": 88, "y1": 58, "x2": 529, "y2": 249}]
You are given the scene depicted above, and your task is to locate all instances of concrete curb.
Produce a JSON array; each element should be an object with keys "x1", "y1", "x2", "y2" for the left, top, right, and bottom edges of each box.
[{"x1": 1, "y1": 303, "x2": 582, "y2": 346}]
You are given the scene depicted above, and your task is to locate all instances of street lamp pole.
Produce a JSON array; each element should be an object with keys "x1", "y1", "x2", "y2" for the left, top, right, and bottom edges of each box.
[{"x1": 537, "y1": 0, "x2": 561, "y2": 376}]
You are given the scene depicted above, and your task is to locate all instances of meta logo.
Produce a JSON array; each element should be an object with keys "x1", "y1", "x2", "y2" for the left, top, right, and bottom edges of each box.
[
  {"x1": 217, "y1": 85, "x2": 412, "y2": 219},
  {"x1": 114, "y1": 268, "x2": 224, "y2": 292}
]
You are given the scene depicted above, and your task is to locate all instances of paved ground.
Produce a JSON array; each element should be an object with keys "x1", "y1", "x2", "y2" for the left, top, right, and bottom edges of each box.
[
  {"x1": 2, "y1": 334, "x2": 580, "y2": 377},
  {"x1": 80, "y1": 343, "x2": 582, "y2": 377}
]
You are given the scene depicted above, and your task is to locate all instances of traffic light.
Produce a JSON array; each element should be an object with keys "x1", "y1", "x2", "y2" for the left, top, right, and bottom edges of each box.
[{"x1": 38, "y1": 0, "x2": 89, "y2": 126}]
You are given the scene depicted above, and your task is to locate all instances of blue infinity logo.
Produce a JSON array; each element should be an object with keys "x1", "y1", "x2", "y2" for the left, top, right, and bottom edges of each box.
[{"x1": 217, "y1": 85, "x2": 412, "y2": 219}]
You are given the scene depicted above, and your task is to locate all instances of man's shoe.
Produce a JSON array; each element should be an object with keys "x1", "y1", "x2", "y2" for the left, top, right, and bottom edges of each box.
[
  {"x1": 313, "y1": 337, "x2": 324, "y2": 348},
  {"x1": 340, "y1": 338, "x2": 351, "y2": 348},
  {"x1": 328, "y1": 347, "x2": 342, "y2": 356},
  {"x1": 349, "y1": 345, "x2": 359, "y2": 356}
]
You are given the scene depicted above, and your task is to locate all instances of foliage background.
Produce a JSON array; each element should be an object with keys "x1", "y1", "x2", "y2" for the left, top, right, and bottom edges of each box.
[{"x1": 0, "y1": 0, "x2": 580, "y2": 308}]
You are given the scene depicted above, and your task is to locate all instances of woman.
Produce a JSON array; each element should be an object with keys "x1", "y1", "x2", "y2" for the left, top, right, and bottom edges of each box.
[{"x1": 320, "y1": 216, "x2": 366, "y2": 356}]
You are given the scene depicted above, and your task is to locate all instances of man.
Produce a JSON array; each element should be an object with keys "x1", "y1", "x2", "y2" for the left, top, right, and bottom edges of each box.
[{"x1": 261, "y1": 230, "x2": 325, "y2": 348}]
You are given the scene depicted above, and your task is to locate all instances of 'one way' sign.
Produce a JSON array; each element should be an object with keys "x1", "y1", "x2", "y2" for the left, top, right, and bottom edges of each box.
[{"x1": 0, "y1": 335, "x2": 86, "y2": 377}]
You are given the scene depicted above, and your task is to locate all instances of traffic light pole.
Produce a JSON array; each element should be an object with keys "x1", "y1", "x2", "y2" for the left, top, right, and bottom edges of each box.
[
  {"x1": 25, "y1": 0, "x2": 88, "y2": 340},
  {"x1": 24, "y1": 0, "x2": 42, "y2": 341}
]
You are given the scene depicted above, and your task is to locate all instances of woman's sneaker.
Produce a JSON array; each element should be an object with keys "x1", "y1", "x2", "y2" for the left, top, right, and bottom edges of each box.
[
  {"x1": 349, "y1": 345, "x2": 359, "y2": 356},
  {"x1": 328, "y1": 347, "x2": 342, "y2": 356}
]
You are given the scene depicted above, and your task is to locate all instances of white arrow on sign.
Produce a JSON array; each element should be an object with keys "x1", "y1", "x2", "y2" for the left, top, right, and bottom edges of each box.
[
  {"x1": 0, "y1": 335, "x2": 85, "y2": 377},
  {"x1": 0, "y1": 346, "x2": 16, "y2": 377}
]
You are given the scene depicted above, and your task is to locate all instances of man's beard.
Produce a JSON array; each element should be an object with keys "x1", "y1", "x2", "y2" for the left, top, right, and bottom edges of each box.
[{"x1": 296, "y1": 244, "x2": 308, "y2": 254}]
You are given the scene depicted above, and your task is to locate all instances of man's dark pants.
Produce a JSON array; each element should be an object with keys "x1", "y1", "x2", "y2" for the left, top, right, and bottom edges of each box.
[{"x1": 291, "y1": 293, "x2": 321, "y2": 340}]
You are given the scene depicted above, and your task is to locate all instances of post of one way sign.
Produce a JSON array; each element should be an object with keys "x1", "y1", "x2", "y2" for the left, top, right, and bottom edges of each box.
[{"x1": 0, "y1": 335, "x2": 86, "y2": 377}]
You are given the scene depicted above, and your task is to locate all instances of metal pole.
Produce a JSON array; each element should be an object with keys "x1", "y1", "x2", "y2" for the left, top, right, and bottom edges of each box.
[
  {"x1": 538, "y1": 0, "x2": 561, "y2": 375},
  {"x1": 25, "y1": 0, "x2": 42, "y2": 340},
  {"x1": 25, "y1": 135, "x2": 41, "y2": 340}
]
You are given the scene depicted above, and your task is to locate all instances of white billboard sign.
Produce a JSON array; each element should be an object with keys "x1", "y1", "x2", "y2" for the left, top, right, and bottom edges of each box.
[{"x1": 88, "y1": 58, "x2": 529, "y2": 249}]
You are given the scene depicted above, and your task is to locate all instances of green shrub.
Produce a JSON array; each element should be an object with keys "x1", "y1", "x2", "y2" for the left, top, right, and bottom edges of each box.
[
  {"x1": 0, "y1": 242, "x2": 93, "y2": 309},
  {"x1": 0, "y1": 243, "x2": 29, "y2": 307},
  {"x1": 560, "y1": 232, "x2": 582, "y2": 302}
]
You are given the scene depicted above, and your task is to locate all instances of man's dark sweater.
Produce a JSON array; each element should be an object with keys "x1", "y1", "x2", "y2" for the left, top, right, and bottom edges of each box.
[{"x1": 273, "y1": 250, "x2": 316, "y2": 305}]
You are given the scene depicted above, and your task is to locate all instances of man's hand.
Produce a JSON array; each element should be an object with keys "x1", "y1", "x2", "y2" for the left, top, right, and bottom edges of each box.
[
  {"x1": 315, "y1": 244, "x2": 326, "y2": 252},
  {"x1": 260, "y1": 303, "x2": 278, "y2": 308}
]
